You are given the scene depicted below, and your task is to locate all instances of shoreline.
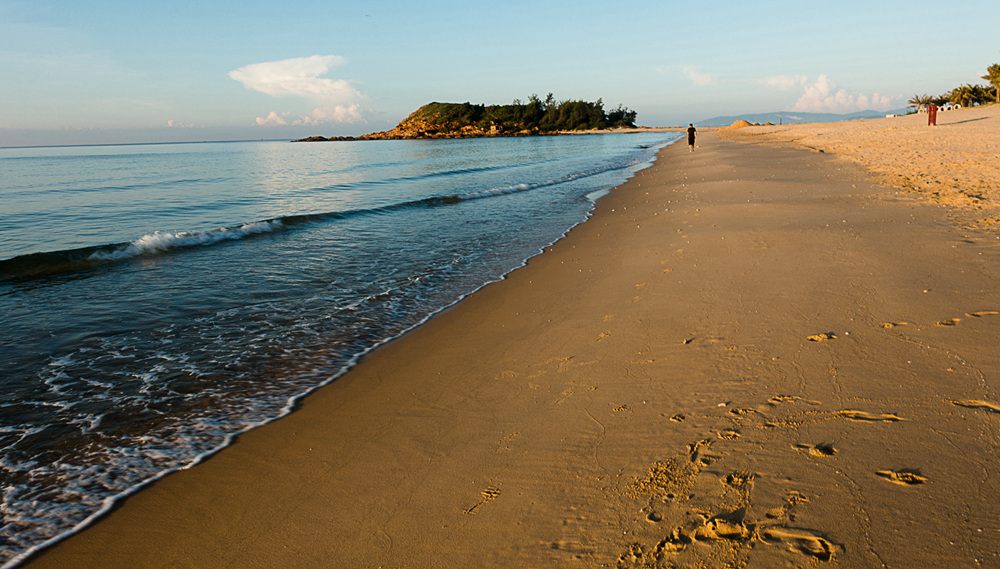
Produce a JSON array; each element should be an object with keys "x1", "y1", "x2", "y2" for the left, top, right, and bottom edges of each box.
[
  {"x1": 22, "y1": 127, "x2": 1000, "y2": 567},
  {"x1": 1, "y1": 134, "x2": 679, "y2": 568},
  {"x1": 292, "y1": 126, "x2": 685, "y2": 142}
]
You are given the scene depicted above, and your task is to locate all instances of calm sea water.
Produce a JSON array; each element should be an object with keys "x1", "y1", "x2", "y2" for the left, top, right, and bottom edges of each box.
[{"x1": 0, "y1": 133, "x2": 677, "y2": 565}]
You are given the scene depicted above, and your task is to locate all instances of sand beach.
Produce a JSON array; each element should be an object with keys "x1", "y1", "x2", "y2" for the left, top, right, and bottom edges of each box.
[
  {"x1": 718, "y1": 104, "x2": 1000, "y2": 222},
  {"x1": 21, "y1": 108, "x2": 1000, "y2": 568}
]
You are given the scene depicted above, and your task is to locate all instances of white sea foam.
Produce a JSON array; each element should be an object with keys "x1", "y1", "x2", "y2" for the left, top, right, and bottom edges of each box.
[
  {"x1": 88, "y1": 220, "x2": 283, "y2": 261},
  {"x1": 0, "y1": 134, "x2": 681, "y2": 569}
]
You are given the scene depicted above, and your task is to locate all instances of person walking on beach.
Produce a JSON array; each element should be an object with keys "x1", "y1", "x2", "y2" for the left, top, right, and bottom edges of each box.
[{"x1": 687, "y1": 123, "x2": 696, "y2": 151}]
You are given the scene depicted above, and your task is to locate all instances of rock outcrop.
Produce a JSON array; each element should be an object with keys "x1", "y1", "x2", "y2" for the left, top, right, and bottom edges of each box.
[
  {"x1": 294, "y1": 97, "x2": 638, "y2": 142},
  {"x1": 357, "y1": 104, "x2": 535, "y2": 140}
]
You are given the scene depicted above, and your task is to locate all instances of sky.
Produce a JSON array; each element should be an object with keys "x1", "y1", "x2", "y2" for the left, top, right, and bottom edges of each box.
[{"x1": 1, "y1": 0, "x2": 998, "y2": 147}]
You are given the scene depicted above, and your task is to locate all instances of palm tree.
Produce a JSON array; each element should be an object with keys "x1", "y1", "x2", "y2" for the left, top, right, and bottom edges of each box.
[
  {"x1": 950, "y1": 84, "x2": 977, "y2": 108},
  {"x1": 983, "y1": 63, "x2": 1000, "y2": 103},
  {"x1": 907, "y1": 94, "x2": 932, "y2": 111},
  {"x1": 972, "y1": 84, "x2": 992, "y2": 106}
]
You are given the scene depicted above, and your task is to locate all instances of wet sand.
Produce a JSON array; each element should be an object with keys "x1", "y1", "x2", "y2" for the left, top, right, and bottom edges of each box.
[{"x1": 22, "y1": 122, "x2": 1000, "y2": 568}]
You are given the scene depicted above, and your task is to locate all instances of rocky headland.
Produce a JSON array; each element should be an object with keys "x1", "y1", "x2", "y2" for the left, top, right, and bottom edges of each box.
[{"x1": 294, "y1": 97, "x2": 639, "y2": 142}]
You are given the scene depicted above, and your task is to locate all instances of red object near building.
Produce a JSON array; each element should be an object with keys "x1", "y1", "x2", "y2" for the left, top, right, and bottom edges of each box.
[{"x1": 928, "y1": 104, "x2": 937, "y2": 126}]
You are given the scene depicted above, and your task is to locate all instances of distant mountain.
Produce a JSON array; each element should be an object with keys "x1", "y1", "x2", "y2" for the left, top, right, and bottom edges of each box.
[{"x1": 699, "y1": 109, "x2": 910, "y2": 127}]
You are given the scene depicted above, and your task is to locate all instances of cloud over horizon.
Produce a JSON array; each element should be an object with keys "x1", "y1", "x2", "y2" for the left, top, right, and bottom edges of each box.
[
  {"x1": 680, "y1": 66, "x2": 722, "y2": 87},
  {"x1": 671, "y1": 64, "x2": 902, "y2": 114},
  {"x1": 790, "y1": 75, "x2": 899, "y2": 113},
  {"x1": 254, "y1": 106, "x2": 364, "y2": 127},
  {"x1": 229, "y1": 55, "x2": 365, "y2": 126}
]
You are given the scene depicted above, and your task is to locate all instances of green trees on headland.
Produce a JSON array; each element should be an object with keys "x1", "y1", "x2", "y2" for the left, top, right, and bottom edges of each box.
[
  {"x1": 414, "y1": 94, "x2": 638, "y2": 134},
  {"x1": 294, "y1": 95, "x2": 640, "y2": 141}
]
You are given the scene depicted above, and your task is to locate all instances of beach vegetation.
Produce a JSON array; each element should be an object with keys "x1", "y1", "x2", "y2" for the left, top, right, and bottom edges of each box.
[
  {"x1": 606, "y1": 104, "x2": 639, "y2": 128},
  {"x1": 907, "y1": 94, "x2": 933, "y2": 112},
  {"x1": 391, "y1": 95, "x2": 638, "y2": 137},
  {"x1": 909, "y1": 62, "x2": 1000, "y2": 112},
  {"x1": 970, "y1": 84, "x2": 993, "y2": 105},
  {"x1": 947, "y1": 84, "x2": 993, "y2": 107},
  {"x1": 949, "y1": 84, "x2": 980, "y2": 108},
  {"x1": 924, "y1": 84, "x2": 994, "y2": 109},
  {"x1": 323, "y1": 93, "x2": 643, "y2": 141},
  {"x1": 983, "y1": 63, "x2": 1000, "y2": 103}
]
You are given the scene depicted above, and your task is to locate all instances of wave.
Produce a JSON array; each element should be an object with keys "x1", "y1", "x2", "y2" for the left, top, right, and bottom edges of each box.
[
  {"x1": 86, "y1": 220, "x2": 284, "y2": 261},
  {"x1": 299, "y1": 156, "x2": 564, "y2": 196},
  {"x1": 0, "y1": 151, "x2": 650, "y2": 281}
]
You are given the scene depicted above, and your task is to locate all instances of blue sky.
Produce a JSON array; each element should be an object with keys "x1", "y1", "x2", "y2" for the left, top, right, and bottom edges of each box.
[{"x1": 1, "y1": 0, "x2": 998, "y2": 146}]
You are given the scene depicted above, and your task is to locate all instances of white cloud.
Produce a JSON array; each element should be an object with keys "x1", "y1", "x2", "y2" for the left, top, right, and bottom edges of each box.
[
  {"x1": 294, "y1": 105, "x2": 363, "y2": 125},
  {"x1": 791, "y1": 75, "x2": 899, "y2": 113},
  {"x1": 166, "y1": 119, "x2": 196, "y2": 128},
  {"x1": 681, "y1": 66, "x2": 721, "y2": 86},
  {"x1": 255, "y1": 111, "x2": 289, "y2": 126},
  {"x1": 254, "y1": 106, "x2": 364, "y2": 127},
  {"x1": 230, "y1": 55, "x2": 359, "y2": 102},
  {"x1": 231, "y1": 55, "x2": 367, "y2": 126}
]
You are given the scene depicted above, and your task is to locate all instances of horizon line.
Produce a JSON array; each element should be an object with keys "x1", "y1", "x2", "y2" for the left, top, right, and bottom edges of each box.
[{"x1": 0, "y1": 138, "x2": 292, "y2": 151}]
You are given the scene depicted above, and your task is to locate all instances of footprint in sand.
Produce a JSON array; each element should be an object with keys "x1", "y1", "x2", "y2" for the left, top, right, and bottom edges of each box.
[
  {"x1": 618, "y1": 542, "x2": 645, "y2": 566},
  {"x1": 497, "y1": 432, "x2": 519, "y2": 452},
  {"x1": 769, "y1": 394, "x2": 821, "y2": 406},
  {"x1": 623, "y1": 456, "x2": 838, "y2": 565},
  {"x1": 687, "y1": 439, "x2": 713, "y2": 463},
  {"x1": 795, "y1": 443, "x2": 837, "y2": 457},
  {"x1": 880, "y1": 321, "x2": 909, "y2": 329},
  {"x1": 807, "y1": 332, "x2": 837, "y2": 342},
  {"x1": 765, "y1": 491, "x2": 809, "y2": 521},
  {"x1": 724, "y1": 471, "x2": 755, "y2": 488},
  {"x1": 967, "y1": 311, "x2": 999, "y2": 317},
  {"x1": 876, "y1": 470, "x2": 927, "y2": 485},
  {"x1": 717, "y1": 430, "x2": 741, "y2": 440},
  {"x1": 761, "y1": 528, "x2": 836, "y2": 562},
  {"x1": 463, "y1": 485, "x2": 501, "y2": 514},
  {"x1": 651, "y1": 510, "x2": 753, "y2": 556},
  {"x1": 936, "y1": 318, "x2": 961, "y2": 327},
  {"x1": 837, "y1": 410, "x2": 905, "y2": 422},
  {"x1": 627, "y1": 459, "x2": 700, "y2": 501},
  {"x1": 950, "y1": 400, "x2": 1000, "y2": 414},
  {"x1": 652, "y1": 509, "x2": 836, "y2": 562}
]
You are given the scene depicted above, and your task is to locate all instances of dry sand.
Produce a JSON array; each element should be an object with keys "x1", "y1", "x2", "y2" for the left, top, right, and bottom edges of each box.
[
  {"x1": 21, "y1": 119, "x2": 1000, "y2": 568},
  {"x1": 718, "y1": 104, "x2": 1000, "y2": 225}
]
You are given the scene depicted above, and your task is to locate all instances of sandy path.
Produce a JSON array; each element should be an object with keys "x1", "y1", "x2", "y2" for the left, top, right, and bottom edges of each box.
[{"x1": 21, "y1": 132, "x2": 1000, "y2": 568}]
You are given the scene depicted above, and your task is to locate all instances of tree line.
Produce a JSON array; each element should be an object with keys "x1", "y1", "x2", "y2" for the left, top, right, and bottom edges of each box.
[
  {"x1": 908, "y1": 63, "x2": 1000, "y2": 110},
  {"x1": 418, "y1": 94, "x2": 638, "y2": 133}
]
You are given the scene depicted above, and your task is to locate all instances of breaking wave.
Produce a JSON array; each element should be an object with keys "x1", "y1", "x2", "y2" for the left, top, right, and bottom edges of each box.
[{"x1": 0, "y1": 155, "x2": 642, "y2": 281}]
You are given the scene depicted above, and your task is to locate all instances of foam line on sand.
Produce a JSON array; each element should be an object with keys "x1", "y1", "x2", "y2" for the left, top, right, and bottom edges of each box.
[{"x1": 22, "y1": 127, "x2": 1000, "y2": 569}]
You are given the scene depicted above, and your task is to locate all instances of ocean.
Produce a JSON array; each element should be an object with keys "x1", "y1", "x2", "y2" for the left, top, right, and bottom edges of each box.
[{"x1": 0, "y1": 132, "x2": 678, "y2": 565}]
